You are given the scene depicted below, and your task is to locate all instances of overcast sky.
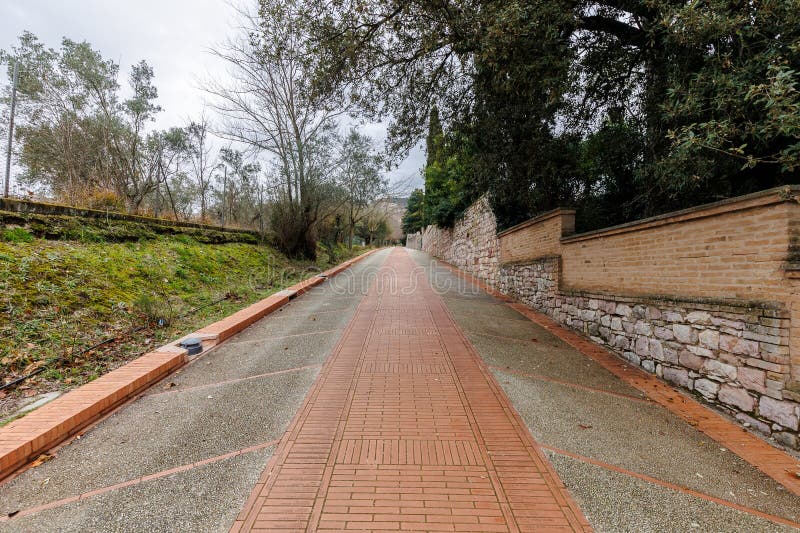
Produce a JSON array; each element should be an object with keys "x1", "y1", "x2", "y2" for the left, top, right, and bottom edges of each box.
[{"x1": 1, "y1": 0, "x2": 424, "y2": 195}]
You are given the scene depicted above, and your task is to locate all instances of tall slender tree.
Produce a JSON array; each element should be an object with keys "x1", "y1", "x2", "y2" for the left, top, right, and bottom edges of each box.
[{"x1": 184, "y1": 114, "x2": 216, "y2": 221}]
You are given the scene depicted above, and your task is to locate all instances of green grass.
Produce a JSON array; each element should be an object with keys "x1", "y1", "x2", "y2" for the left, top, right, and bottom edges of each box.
[
  {"x1": 0, "y1": 220, "x2": 367, "y2": 411},
  {"x1": 1, "y1": 227, "x2": 34, "y2": 243},
  {"x1": 0, "y1": 210, "x2": 259, "y2": 245}
]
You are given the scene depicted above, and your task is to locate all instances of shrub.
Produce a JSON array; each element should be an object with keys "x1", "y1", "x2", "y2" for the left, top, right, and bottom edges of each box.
[
  {"x1": 133, "y1": 293, "x2": 174, "y2": 326},
  {"x1": 84, "y1": 190, "x2": 126, "y2": 212},
  {"x1": 1, "y1": 227, "x2": 34, "y2": 243},
  {"x1": 269, "y1": 200, "x2": 317, "y2": 259},
  {"x1": 315, "y1": 242, "x2": 331, "y2": 265}
]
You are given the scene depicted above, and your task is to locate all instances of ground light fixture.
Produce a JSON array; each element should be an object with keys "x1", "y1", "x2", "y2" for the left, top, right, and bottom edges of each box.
[{"x1": 179, "y1": 338, "x2": 204, "y2": 356}]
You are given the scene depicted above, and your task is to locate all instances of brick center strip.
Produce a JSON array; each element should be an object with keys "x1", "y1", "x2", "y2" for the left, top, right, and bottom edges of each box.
[{"x1": 232, "y1": 248, "x2": 591, "y2": 532}]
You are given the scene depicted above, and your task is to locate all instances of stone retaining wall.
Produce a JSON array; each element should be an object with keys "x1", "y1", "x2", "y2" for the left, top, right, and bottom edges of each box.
[
  {"x1": 0, "y1": 197, "x2": 257, "y2": 236},
  {"x1": 405, "y1": 232, "x2": 422, "y2": 250},
  {"x1": 416, "y1": 186, "x2": 800, "y2": 448},
  {"x1": 420, "y1": 196, "x2": 500, "y2": 284}
]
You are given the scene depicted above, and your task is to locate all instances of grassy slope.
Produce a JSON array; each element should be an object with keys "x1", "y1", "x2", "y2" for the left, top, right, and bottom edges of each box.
[{"x1": 0, "y1": 217, "x2": 365, "y2": 417}]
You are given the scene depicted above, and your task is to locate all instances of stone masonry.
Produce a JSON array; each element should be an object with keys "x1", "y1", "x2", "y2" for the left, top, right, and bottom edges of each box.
[
  {"x1": 420, "y1": 196, "x2": 500, "y2": 284},
  {"x1": 417, "y1": 187, "x2": 800, "y2": 449},
  {"x1": 500, "y1": 258, "x2": 797, "y2": 447},
  {"x1": 405, "y1": 232, "x2": 422, "y2": 250}
]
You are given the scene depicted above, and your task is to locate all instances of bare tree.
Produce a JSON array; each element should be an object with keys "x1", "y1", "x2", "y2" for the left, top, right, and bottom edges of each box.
[
  {"x1": 152, "y1": 127, "x2": 189, "y2": 220},
  {"x1": 205, "y1": 1, "x2": 347, "y2": 257},
  {"x1": 185, "y1": 112, "x2": 216, "y2": 221},
  {"x1": 216, "y1": 147, "x2": 261, "y2": 226}
]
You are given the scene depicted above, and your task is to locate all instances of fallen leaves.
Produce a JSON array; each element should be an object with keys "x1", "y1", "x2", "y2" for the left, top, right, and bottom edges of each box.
[{"x1": 29, "y1": 453, "x2": 53, "y2": 468}]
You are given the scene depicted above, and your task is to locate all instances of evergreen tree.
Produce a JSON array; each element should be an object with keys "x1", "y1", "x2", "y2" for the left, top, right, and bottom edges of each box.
[{"x1": 401, "y1": 188, "x2": 425, "y2": 234}]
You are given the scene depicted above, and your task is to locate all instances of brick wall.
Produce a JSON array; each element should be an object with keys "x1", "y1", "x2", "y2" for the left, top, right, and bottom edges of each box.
[
  {"x1": 418, "y1": 186, "x2": 800, "y2": 449},
  {"x1": 560, "y1": 198, "x2": 793, "y2": 301},
  {"x1": 499, "y1": 209, "x2": 575, "y2": 264}
]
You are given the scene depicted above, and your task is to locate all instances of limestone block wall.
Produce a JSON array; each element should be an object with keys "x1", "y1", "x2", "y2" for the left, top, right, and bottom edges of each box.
[
  {"x1": 405, "y1": 232, "x2": 422, "y2": 250},
  {"x1": 501, "y1": 257, "x2": 796, "y2": 446},
  {"x1": 420, "y1": 186, "x2": 800, "y2": 448},
  {"x1": 420, "y1": 196, "x2": 500, "y2": 284}
]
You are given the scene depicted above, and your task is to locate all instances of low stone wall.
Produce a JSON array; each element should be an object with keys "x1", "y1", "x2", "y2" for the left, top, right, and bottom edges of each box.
[
  {"x1": 0, "y1": 197, "x2": 257, "y2": 236},
  {"x1": 500, "y1": 257, "x2": 796, "y2": 447},
  {"x1": 421, "y1": 186, "x2": 800, "y2": 448}
]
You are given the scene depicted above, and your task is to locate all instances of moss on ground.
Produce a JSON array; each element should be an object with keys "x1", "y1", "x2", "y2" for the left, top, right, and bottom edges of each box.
[
  {"x1": 0, "y1": 210, "x2": 259, "y2": 245},
  {"x1": 0, "y1": 213, "x2": 367, "y2": 416}
]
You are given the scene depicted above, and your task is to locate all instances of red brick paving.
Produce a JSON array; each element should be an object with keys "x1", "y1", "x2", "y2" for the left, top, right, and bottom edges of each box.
[{"x1": 233, "y1": 248, "x2": 591, "y2": 532}]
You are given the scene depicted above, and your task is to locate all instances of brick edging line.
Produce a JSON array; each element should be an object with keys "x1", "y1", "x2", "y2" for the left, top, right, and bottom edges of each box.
[
  {"x1": 433, "y1": 258, "x2": 800, "y2": 497},
  {"x1": 0, "y1": 248, "x2": 382, "y2": 483}
]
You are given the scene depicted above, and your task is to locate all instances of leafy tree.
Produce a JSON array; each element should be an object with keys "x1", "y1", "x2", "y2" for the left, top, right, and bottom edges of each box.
[
  {"x1": 422, "y1": 114, "x2": 479, "y2": 227},
  {"x1": 401, "y1": 188, "x2": 425, "y2": 234},
  {"x1": 338, "y1": 128, "x2": 387, "y2": 248},
  {"x1": 107, "y1": 61, "x2": 164, "y2": 212},
  {"x1": 291, "y1": 0, "x2": 574, "y2": 227},
  {"x1": 426, "y1": 106, "x2": 444, "y2": 169},
  {"x1": 1, "y1": 33, "x2": 176, "y2": 214},
  {"x1": 357, "y1": 214, "x2": 390, "y2": 246},
  {"x1": 281, "y1": 0, "x2": 800, "y2": 231},
  {"x1": 573, "y1": 112, "x2": 646, "y2": 231},
  {"x1": 1, "y1": 33, "x2": 120, "y2": 203},
  {"x1": 658, "y1": 1, "x2": 800, "y2": 201}
]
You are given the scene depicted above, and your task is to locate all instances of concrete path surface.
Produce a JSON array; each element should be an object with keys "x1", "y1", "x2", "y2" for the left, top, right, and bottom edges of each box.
[
  {"x1": 1, "y1": 247, "x2": 799, "y2": 532},
  {"x1": 0, "y1": 251, "x2": 387, "y2": 532}
]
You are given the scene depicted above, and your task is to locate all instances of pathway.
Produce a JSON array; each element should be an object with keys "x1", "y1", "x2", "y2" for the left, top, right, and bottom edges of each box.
[
  {"x1": 233, "y1": 248, "x2": 590, "y2": 532},
  {"x1": 2, "y1": 247, "x2": 799, "y2": 532},
  {"x1": 0, "y1": 252, "x2": 387, "y2": 531}
]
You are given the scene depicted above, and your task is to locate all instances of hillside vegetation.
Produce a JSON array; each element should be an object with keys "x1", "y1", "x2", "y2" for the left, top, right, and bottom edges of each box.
[{"x1": 0, "y1": 211, "x2": 365, "y2": 418}]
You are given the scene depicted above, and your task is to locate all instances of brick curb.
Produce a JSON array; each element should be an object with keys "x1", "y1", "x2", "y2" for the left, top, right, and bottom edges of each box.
[
  {"x1": 431, "y1": 257, "x2": 800, "y2": 497},
  {"x1": 0, "y1": 248, "x2": 382, "y2": 482}
]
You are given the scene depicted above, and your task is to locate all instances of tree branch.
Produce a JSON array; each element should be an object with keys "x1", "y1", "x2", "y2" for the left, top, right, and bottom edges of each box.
[{"x1": 578, "y1": 15, "x2": 646, "y2": 47}]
